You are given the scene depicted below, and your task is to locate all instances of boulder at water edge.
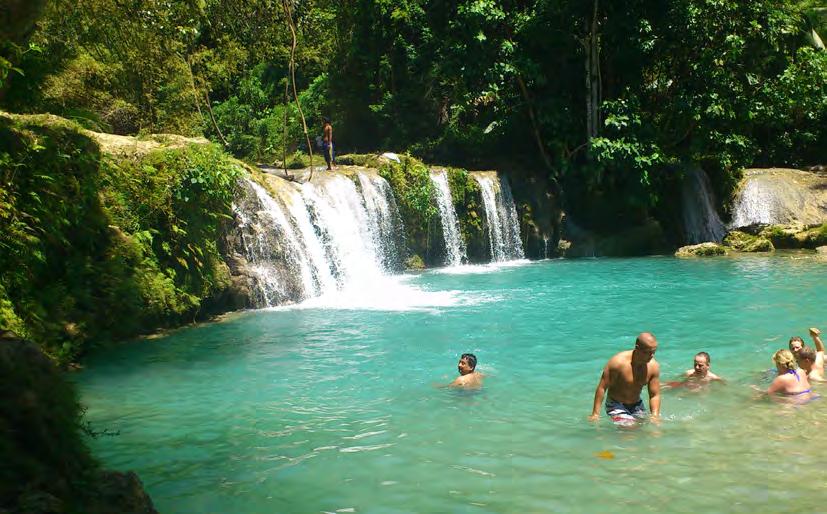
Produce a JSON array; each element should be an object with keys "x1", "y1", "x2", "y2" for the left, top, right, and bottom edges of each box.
[
  {"x1": 675, "y1": 242, "x2": 728, "y2": 257},
  {"x1": 723, "y1": 231, "x2": 774, "y2": 252},
  {"x1": 758, "y1": 223, "x2": 827, "y2": 249}
]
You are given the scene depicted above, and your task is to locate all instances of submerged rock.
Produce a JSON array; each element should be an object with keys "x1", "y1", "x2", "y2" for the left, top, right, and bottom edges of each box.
[
  {"x1": 675, "y1": 242, "x2": 728, "y2": 257},
  {"x1": 723, "y1": 231, "x2": 774, "y2": 252}
]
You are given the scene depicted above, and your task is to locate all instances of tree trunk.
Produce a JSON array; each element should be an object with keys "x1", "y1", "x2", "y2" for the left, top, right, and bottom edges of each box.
[{"x1": 584, "y1": 0, "x2": 600, "y2": 142}]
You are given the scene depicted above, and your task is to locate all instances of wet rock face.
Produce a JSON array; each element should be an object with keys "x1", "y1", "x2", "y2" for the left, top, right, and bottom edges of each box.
[
  {"x1": 509, "y1": 173, "x2": 562, "y2": 259},
  {"x1": 730, "y1": 168, "x2": 827, "y2": 228},
  {"x1": 562, "y1": 217, "x2": 668, "y2": 257},
  {"x1": 675, "y1": 242, "x2": 728, "y2": 257}
]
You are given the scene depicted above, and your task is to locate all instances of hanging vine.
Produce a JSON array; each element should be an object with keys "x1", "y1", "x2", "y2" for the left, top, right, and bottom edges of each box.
[{"x1": 281, "y1": 0, "x2": 315, "y2": 181}]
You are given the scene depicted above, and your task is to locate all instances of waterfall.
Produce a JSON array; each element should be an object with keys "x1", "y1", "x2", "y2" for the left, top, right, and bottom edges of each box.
[
  {"x1": 474, "y1": 173, "x2": 525, "y2": 261},
  {"x1": 681, "y1": 167, "x2": 727, "y2": 244},
  {"x1": 358, "y1": 172, "x2": 406, "y2": 271},
  {"x1": 233, "y1": 172, "x2": 406, "y2": 307},
  {"x1": 429, "y1": 170, "x2": 467, "y2": 266}
]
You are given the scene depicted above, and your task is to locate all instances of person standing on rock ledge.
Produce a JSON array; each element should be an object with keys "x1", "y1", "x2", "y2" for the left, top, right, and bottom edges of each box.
[
  {"x1": 322, "y1": 117, "x2": 335, "y2": 171},
  {"x1": 589, "y1": 332, "x2": 661, "y2": 425}
]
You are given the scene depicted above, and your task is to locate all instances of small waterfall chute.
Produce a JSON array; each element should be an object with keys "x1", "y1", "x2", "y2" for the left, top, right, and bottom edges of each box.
[
  {"x1": 474, "y1": 172, "x2": 525, "y2": 261},
  {"x1": 681, "y1": 167, "x2": 727, "y2": 244},
  {"x1": 358, "y1": 172, "x2": 406, "y2": 272},
  {"x1": 430, "y1": 170, "x2": 467, "y2": 266}
]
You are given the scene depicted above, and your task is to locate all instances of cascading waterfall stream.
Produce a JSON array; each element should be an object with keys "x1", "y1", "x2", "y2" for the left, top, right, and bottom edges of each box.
[
  {"x1": 358, "y1": 173, "x2": 406, "y2": 272},
  {"x1": 681, "y1": 167, "x2": 726, "y2": 244},
  {"x1": 474, "y1": 173, "x2": 525, "y2": 261},
  {"x1": 430, "y1": 170, "x2": 467, "y2": 266},
  {"x1": 233, "y1": 172, "x2": 407, "y2": 307}
]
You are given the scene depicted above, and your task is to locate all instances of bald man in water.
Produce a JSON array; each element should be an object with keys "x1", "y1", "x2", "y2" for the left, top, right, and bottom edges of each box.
[{"x1": 589, "y1": 332, "x2": 661, "y2": 424}]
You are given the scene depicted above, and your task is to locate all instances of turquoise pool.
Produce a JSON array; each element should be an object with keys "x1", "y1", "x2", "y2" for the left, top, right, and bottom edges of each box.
[{"x1": 77, "y1": 254, "x2": 827, "y2": 513}]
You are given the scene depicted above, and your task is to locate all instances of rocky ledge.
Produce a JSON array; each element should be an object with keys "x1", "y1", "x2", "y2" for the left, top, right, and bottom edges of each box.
[
  {"x1": 675, "y1": 242, "x2": 728, "y2": 257},
  {"x1": 0, "y1": 331, "x2": 157, "y2": 514}
]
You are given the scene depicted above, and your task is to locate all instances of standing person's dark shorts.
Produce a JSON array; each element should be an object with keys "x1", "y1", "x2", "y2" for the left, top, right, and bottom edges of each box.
[{"x1": 323, "y1": 141, "x2": 334, "y2": 170}]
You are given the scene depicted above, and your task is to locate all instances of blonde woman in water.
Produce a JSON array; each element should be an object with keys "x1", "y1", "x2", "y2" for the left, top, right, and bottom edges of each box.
[{"x1": 766, "y1": 349, "x2": 816, "y2": 403}]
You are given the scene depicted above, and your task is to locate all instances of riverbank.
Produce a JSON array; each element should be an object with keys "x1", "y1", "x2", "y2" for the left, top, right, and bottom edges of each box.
[{"x1": 2, "y1": 112, "x2": 824, "y2": 365}]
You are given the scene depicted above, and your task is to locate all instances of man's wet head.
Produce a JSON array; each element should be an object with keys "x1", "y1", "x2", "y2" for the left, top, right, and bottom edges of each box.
[
  {"x1": 693, "y1": 352, "x2": 710, "y2": 377},
  {"x1": 632, "y1": 332, "x2": 658, "y2": 363},
  {"x1": 458, "y1": 353, "x2": 477, "y2": 375}
]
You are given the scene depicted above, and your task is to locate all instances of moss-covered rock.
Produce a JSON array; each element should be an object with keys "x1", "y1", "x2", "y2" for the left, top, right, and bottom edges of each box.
[
  {"x1": 0, "y1": 331, "x2": 157, "y2": 513},
  {"x1": 445, "y1": 167, "x2": 486, "y2": 262},
  {"x1": 675, "y1": 242, "x2": 728, "y2": 257},
  {"x1": 404, "y1": 254, "x2": 425, "y2": 270},
  {"x1": 337, "y1": 153, "x2": 383, "y2": 168},
  {"x1": 758, "y1": 223, "x2": 827, "y2": 249},
  {"x1": 0, "y1": 112, "x2": 243, "y2": 363},
  {"x1": 378, "y1": 155, "x2": 440, "y2": 265},
  {"x1": 723, "y1": 231, "x2": 774, "y2": 252}
]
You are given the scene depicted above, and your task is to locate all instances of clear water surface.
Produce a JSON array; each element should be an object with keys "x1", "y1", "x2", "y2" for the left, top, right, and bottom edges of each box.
[{"x1": 76, "y1": 254, "x2": 827, "y2": 513}]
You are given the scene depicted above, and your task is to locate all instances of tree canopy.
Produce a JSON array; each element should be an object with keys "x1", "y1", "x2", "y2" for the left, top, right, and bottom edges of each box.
[{"x1": 2, "y1": 0, "x2": 825, "y2": 229}]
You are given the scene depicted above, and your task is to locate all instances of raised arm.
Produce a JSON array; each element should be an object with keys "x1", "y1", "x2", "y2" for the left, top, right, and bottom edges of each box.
[
  {"x1": 810, "y1": 328, "x2": 823, "y2": 353},
  {"x1": 589, "y1": 364, "x2": 610, "y2": 421},
  {"x1": 648, "y1": 363, "x2": 661, "y2": 418}
]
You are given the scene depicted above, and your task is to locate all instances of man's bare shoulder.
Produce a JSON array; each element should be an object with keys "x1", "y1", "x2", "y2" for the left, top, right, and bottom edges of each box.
[
  {"x1": 450, "y1": 372, "x2": 483, "y2": 388},
  {"x1": 607, "y1": 350, "x2": 632, "y2": 367}
]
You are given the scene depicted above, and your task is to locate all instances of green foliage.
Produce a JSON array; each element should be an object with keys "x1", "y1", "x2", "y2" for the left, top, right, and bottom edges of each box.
[
  {"x1": 1, "y1": 0, "x2": 825, "y2": 244},
  {"x1": 0, "y1": 333, "x2": 97, "y2": 512},
  {"x1": 0, "y1": 114, "x2": 240, "y2": 363},
  {"x1": 445, "y1": 167, "x2": 485, "y2": 259},
  {"x1": 211, "y1": 69, "x2": 330, "y2": 162},
  {"x1": 378, "y1": 155, "x2": 436, "y2": 261}
]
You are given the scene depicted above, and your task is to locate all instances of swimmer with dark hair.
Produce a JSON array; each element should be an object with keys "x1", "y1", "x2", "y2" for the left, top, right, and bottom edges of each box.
[
  {"x1": 683, "y1": 352, "x2": 724, "y2": 385},
  {"x1": 449, "y1": 353, "x2": 483, "y2": 389}
]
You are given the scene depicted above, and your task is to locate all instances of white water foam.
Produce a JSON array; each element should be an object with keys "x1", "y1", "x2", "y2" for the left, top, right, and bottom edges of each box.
[
  {"x1": 432, "y1": 259, "x2": 532, "y2": 275},
  {"x1": 235, "y1": 173, "x2": 409, "y2": 308}
]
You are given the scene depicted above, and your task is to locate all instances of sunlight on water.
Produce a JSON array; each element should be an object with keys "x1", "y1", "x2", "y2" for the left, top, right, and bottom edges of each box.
[{"x1": 77, "y1": 254, "x2": 827, "y2": 513}]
